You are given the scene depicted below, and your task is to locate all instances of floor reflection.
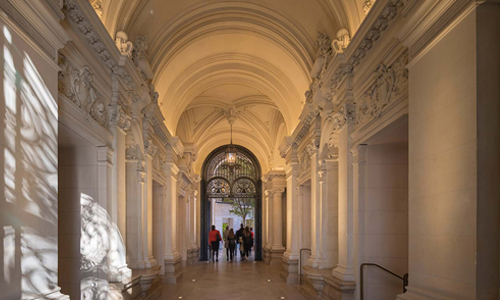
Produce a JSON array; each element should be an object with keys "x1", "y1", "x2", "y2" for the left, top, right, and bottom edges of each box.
[{"x1": 160, "y1": 260, "x2": 305, "y2": 300}]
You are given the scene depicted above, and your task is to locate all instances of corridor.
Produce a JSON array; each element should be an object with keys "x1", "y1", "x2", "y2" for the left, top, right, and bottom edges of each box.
[{"x1": 161, "y1": 260, "x2": 306, "y2": 300}]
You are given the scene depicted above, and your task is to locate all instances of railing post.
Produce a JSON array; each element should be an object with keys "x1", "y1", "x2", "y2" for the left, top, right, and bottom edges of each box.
[
  {"x1": 360, "y1": 263, "x2": 365, "y2": 300},
  {"x1": 403, "y1": 273, "x2": 409, "y2": 293},
  {"x1": 360, "y1": 263, "x2": 408, "y2": 300}
]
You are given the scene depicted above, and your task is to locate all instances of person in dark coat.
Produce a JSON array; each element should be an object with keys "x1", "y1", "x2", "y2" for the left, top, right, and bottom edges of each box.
[
  {"x1": 235, "y1": 223, "x2": 244, "y2": 258},
  {"x1": 227, "y1": 228, "x2": 236, "y2": 262},
  {"x1": 242, "y1": 226, "x2": 253, "y2": 261}
]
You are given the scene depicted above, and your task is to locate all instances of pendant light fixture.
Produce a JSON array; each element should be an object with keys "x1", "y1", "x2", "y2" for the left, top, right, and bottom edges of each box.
[{"x1": 225, "y1": 123, "x2": 237, "y2": 167}]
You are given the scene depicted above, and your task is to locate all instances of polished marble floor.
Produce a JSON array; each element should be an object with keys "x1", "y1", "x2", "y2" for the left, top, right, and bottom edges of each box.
[{"x1": 160, "y1": 252, "x2": 306, "y2": 300}]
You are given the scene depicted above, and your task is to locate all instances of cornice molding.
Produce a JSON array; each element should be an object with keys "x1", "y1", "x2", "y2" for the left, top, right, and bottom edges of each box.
[
  {"x1": 1, "y1": 0, "x2": 70, "y2": 60},
  {"x1": 326, "y1": 0, "x2": 407, "y2": 95}
]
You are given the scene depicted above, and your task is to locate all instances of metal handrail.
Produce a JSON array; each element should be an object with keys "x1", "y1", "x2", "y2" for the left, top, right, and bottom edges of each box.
[
  {"x1": 298, "y1": 248, "x2": 311, "y2": 285},
  {"x1": 360, "y1": 263, "x2": 409, "y2": 300}
]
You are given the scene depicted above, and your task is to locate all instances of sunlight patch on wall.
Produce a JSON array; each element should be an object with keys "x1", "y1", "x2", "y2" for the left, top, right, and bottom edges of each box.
[
  {"x1": 3, "y1": 226, "x2": 15, "y2": 284},
  {"x1": 1, "y1": 23, "x2": 61, "y2": 298}
]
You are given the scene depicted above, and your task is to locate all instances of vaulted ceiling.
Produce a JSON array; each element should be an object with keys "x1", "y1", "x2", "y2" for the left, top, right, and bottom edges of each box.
[{"x1": 96, "y1": 0, "x2": 371, "y2": 172}]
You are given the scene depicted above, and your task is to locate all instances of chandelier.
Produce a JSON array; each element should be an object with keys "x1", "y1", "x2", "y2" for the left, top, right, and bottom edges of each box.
[{"x1": 224, "y1": 123, "x2": 240, "y2": 172}]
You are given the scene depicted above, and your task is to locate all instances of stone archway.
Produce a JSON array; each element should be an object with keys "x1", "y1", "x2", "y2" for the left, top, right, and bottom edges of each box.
[{"x1": 200, "y1": 145, "x2": 262, "y2": 261}]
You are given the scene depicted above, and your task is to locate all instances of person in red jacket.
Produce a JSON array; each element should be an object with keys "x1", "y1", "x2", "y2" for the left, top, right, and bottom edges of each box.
[{"x1": 209, "y1": 225, "x2": 222, "y2": 262}]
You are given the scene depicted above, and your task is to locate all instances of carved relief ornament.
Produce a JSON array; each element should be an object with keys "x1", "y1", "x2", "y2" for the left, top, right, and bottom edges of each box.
[
  {"x1": 115, "y1": 31, "x2": 133, "y2": 57},
  {"x1": 355, "y1": 51, "x2": 408, "y2": 126},
  {"x1": 331, "y1": 28, "x2": 351, "y2": 54},
  {"x1": 58, "y1": 54, "x2": 108, "y2": 126},
  {"x1": 299, "y1": 149, "x2": 310, "y2": 174}
]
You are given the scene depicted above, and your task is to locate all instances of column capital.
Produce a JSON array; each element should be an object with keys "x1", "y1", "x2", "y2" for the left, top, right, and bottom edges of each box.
[
  {"x1": 97, "y1": 145, "x2": 114, "y2": 163},
  {"x1": 162, "y1": 161, "x2": 179, "y2": 178},
  {"x1": 284, "y1": 161, "x2": 299, "y2": 177},
  {"x1": 350, "y1": 144, "x2": 367, "y2": 164},
  {"x1": 270, "y1": 187, "x2": 285, "y2": 195}
]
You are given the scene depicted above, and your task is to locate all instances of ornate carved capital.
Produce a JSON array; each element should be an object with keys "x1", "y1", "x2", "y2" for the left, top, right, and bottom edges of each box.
[
  {"x1": 145, "y1": 139, "x2": 158, "y2": 158},
  {"x1": 332, "y1": 103, "x2": 356, "y2": 133},
  {"x1": 125, "y1": 144, "x2": 140, "y2": 160},
  {"x1": 110, "y1": 105, "x2": 132, "y2": 132},
  {"x1": 306, "y1": 139, "x2": 320, "y2": 157},
  {"x1": 269, "y1": 188, "x2": 285, "y2": 196}
]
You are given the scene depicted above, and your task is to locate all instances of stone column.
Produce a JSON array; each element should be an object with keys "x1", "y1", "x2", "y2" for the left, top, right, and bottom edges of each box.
[
  {"x1": 97, "y1": 146, "x2": 125, "y2": 283},
  {"x1": 126, "y1": 158, "x2": 152, "y2": 269},
  {"x1": 330, "y1": 103, "x2": 356, "y2": 297},
  {"x1": 153, "y1": 182, "x2": 166, "y2": 275},
  {"x1": 144, "y1": 150, "x2": 158, "y2": 268},
  {"x1": 262, "y1": 180, "x2": 268, "y2": 248},
  {"x1": 271, "y1": 187, "x2": 286, "y2": 253},
  {"x1": 210, "y1": 198, "x2": 216, "y2": 225},
  {"x1": 162, "y1": 161, "x2": 182, "y2": 283},
  {"x1": 281, "y1": 153, "x2": 300, "y2": 284},
  {"x1": 321, "y1": 158, "x2": 339, "y2": 270},
  {"x1": 264, "y1": 189, "x2": 273, "y2": 264},
  {"x1": 178, "y1": 193, "x2": 188, "y2": 266},
  {"x1": 298, "y1": 185, "x2": 311, "y2": 252},
  {"x1": 109, "y1": 104, "x2": 131, "y2": 282},
  {"x1": 189, "y1": 189, "x2": 198, "y2": 263},
  {"x1": 195, "y1": 178, "x2": 201, "y2": 250},
  {"x1": 307, "y1": 145, "x2": 322, "y2": 268}
]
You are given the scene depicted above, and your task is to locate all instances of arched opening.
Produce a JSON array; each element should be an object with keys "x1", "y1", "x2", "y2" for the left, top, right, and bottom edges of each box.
[{"x1": 200, "y1": 145, "x2": 262, "y2": 261}]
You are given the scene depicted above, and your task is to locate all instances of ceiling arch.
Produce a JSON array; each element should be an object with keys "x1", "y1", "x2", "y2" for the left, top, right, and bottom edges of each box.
[
  {"x1": 160, "y1": 51, "x2": 303, "y2": 134},
  {"x1": 97, "y1": 0, "x2": 373, "y2": 173}
]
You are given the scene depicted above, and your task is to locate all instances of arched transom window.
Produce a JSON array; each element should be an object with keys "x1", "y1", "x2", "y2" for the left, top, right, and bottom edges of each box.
[{"x1": 205, "y1": 149, "x2": 258, "y2": 199}]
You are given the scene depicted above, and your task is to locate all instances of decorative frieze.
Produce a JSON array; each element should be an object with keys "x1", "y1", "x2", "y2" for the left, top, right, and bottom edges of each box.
[
  {"x1": 58, "y1": 54, "x2": 108, "y2": 126},
  {"x1": 329, "y1": 0, "x2": 406, "y2": 94},
  {"x1": 355, "y1": 51, "x2": 408, "y2": 126},
  {"x1": 64, "y1": 0, "x2": 117, "y2": 70}
]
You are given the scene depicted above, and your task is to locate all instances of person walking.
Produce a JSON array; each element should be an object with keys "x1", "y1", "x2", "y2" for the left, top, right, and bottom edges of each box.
[
  {"x1": 208, "y1": 225, "x2": 222, "y2": 262},
  {"x1": 242, "y1": 226, "x2": 253, "y2": 261},
  {"x1": 223, "y1": 226, "x2": 230, "y2": 261},
  {"x1": 227, "y1": 229, "x2": 236, "y2": 263},
  {"x1": 235, "y1": 224, "x2": 244, "y2": 259}
]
